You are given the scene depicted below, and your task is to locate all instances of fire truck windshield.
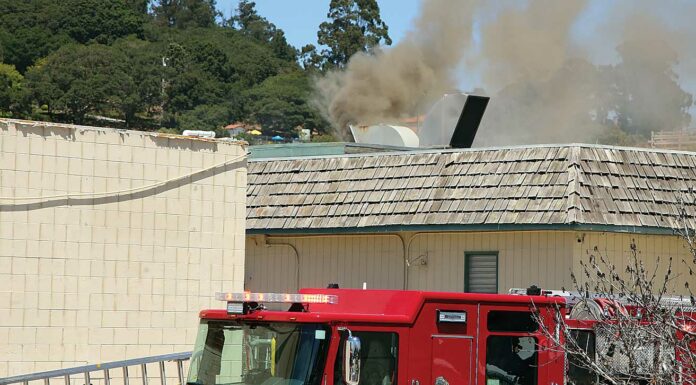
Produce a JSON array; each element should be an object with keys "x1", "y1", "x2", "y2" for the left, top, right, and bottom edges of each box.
[{"x1": 187, "y1": 321, "x2": 331, "y2": 385}]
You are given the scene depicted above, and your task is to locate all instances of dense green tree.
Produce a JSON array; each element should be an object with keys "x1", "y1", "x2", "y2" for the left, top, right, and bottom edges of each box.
[
  {"x1": 189, "y1": 40, "x2": 230, "y2": 82},
  {"x1": 178, "y1": 103, "x2": 238, "y2": 134},
  {"x1": 0, "y1": 26, "x2": 70, "y2": 74},
  {"x1": 209, "y1": 29, "x2": 296, "y2": 87},
  {"x1": 245, "y1": 71, "x2": 326, "y2": 135},
  {"x1": 125, "y1": 0, "x2": 149, "y2": 15},
  {"x1": 156, "y1": 25, "x2": 303, "y2": 129},
  {"x1": 229, "y1": 1, "x2": 296, "y2": 62},
  {"x1": 0, "y1": 1, "x2": 69, "y2": 73},
  {"x1": 152, "y1": 0, "x2": 219, "y2": 29},
  {"x1": 111, "y1": 38, "x2": 164, "y2": 127},
  {"x1": 317, "y1": 0, "x2": 391, "y2": 69},
  {"x1": 161, "y1": 42, "x2": 224, "y2": 126},
  {"x1": 0, "y1": 63, "x2": 30, "y2": 117},
  {"x1": 166, "y1": 24, "x2": 297, "y2": 85},
  {"x1": 26, "y1": 44, "x2": 128, "y2": 124},
  {"x1": 24, "y1": 57, "x2": 60, "y2": 118},
  {"x1": 48, "y1": 0, "x2": 145, "y2": 44},
  {"x1": 0, "y1": 0, "x2": 329, "y2": 134},
  {"x1": 0, "y1": 0, "x2": 144, "y2": 73}
]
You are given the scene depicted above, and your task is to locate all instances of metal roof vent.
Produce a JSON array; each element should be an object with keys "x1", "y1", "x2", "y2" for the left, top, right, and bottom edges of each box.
[
  {"x1": 349, "y1": 93, "x2": 489, "y2": 149},
  {"x1": 419, "y1": 93, "x2": 489, "y2": 148}
]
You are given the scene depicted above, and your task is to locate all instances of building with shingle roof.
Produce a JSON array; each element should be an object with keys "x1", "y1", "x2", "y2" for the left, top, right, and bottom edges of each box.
[{"x1": 245, "y1": 144, "x2": 696, "y2": 295}]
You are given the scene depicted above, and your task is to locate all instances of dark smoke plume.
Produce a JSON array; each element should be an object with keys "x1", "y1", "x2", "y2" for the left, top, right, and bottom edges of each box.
[
  {"x1": 314, "y1": 0, "x2": 695, "y2": 145},
  {"x1": 313, "y1": 0, "x2": 478, "y2": 139}
]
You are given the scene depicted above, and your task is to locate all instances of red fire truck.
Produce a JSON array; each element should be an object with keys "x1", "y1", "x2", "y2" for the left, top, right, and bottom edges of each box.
[{"x1": 185, "y1": 287, "x2": 694, "y2": 385}]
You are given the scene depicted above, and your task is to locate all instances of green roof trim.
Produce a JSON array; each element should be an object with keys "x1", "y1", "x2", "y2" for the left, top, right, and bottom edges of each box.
[
  {"x1": 249, "y1": 143, "x2": 348, "y2": 159},
  {"x1": 246, "y1": 222, "x2": 681, "y2": 236},
  {"x1": 248, "y1": 142, "x2": 416, "y2": 160}
]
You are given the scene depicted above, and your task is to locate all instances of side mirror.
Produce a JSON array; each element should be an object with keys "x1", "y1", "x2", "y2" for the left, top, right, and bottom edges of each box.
[{"x1": 343, "y1": 331, "x2": 361, "y2": 385}]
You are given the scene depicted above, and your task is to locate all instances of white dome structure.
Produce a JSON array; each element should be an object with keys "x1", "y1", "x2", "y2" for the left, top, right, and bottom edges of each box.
[{"x1": 349, "y1": 124, "x2": 420, "y2": 147}]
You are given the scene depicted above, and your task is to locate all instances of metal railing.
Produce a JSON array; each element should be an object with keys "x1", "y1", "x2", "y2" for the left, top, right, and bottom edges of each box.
[{"x1": 0, "y1": 352, "x2": 192, "y2": 385}]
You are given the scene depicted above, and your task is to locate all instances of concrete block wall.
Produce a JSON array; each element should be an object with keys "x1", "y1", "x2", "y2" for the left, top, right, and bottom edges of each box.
[{"x1": 0, "y1": 119, "x2": 247, "y2": 377}]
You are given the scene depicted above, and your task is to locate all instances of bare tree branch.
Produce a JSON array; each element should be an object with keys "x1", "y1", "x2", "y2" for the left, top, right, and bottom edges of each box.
[{"x1": 530, "y1": 188, "x2": 696, "y2": 385}]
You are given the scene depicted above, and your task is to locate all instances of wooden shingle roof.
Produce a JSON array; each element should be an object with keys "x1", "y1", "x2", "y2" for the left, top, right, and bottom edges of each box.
[{"x1": 247, "y1": 145, "x2": 696, "y2": 233}]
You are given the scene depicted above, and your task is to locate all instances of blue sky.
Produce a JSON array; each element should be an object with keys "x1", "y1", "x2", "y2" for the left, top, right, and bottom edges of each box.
[{"x1": 216, "y1": 0, "x2": 422, "y2": 49}]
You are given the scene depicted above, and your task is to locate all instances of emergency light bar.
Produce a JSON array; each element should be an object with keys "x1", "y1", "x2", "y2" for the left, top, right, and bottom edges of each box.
[{"x1": 215, "y1": 292, "x2": 338, "y2": 304}]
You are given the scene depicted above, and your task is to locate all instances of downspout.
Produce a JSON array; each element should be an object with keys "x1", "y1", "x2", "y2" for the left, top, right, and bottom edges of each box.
[
  {"x1": 396, "y1": 233, "x2": 408, "y2": 290},
  {"x1": 253, "y1": 235, "x2": 301, "y2": 291}
]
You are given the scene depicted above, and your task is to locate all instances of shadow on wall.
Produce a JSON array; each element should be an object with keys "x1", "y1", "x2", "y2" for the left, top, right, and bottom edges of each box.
[{"x1": 0, "y1": 159, "x2": 246, "y2": 212}]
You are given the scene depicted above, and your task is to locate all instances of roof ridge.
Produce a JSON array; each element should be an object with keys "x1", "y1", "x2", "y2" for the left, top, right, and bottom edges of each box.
[{"x1": 565, "y1": 146, "x2": 582, "y2": 224}]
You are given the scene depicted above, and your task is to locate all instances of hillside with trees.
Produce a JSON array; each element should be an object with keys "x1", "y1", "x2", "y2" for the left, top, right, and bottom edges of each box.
[{"x1": 0, "y1": 0, "x2": 390, "y2": 139}]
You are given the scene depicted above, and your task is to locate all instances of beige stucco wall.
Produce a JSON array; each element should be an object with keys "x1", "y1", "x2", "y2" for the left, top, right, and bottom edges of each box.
[
  {"x1": 574, "y1": 232, "x2": 693, "y2": 295},
  {"x1": 245, "y1": 231, "x2": 576, "y2": 293},
  {"x1": 245, "y1": 230, "x2": 692, "y2": 295},
  {"x1": 405, "y1": 231, "x2": 576, "y2": 291},
  {"x1": 246, "y1": 234, "x2": 406, "y2": 292},
  {"x1": 0, "y1": 119, "x2": 247, "y2": 377}
]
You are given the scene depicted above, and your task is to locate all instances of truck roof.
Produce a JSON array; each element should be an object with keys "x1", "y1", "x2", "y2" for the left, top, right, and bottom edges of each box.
[{"x1": 199, "y1": 288, "x2": 565, "y2": 325}]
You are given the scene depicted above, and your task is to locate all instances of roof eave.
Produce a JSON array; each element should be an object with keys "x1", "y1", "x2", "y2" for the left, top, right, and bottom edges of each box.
[{"x1": 246, "y1": 222, "x2": 680, "y2": 236}]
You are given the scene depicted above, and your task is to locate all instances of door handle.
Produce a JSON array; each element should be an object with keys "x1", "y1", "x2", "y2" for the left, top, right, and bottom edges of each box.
[{"x1": 411, "y1": 380, "x2": 419, "y2": 385}]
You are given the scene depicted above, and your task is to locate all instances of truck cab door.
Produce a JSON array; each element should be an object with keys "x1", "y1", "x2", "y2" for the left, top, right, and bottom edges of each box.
[{"x1": 431, "y1": 335, "x2": 474, "y2": 385}]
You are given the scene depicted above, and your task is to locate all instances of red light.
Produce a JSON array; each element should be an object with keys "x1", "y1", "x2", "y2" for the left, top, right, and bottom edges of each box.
[{"x1": 216, "y1": 292, "x2": 338, "y2": 304}]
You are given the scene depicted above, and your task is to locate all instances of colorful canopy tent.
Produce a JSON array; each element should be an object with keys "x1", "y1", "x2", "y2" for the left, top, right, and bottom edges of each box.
[{"x1": 248, "y1": 129, "x2": 262, "y2": 135}]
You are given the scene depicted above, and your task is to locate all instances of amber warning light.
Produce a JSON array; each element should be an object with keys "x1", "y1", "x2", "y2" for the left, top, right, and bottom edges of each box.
[{"x1": 215, "y1": 292, "x2": 339, "y2": 305}]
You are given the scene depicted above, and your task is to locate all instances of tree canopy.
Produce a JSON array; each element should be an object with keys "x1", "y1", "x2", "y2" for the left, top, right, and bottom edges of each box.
[
  {"x1": 245, "y1": 71, "x2": 326, "y2": 133},
  {"x1": 26, "y1": 44, "x2": 128, "y2": 124},
  {"x1": 0, "y1": 0, "x2": 359, "y2": 137},
  {"x1": 152, "y1": 0, "x2": 219, "y2": 29},
  {"x1": 0, "y1": 63, "x2": 29, "y2": 117},
  {"x1": 317, "y1": 0, "x2": 392, "y2": 69}
]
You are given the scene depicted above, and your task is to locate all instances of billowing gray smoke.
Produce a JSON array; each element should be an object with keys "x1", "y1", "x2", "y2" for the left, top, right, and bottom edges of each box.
[
  {"x1": 314, "y1": 0, "x2": 696, "y2": 146},
  {"x1": 313, "y1": 0, "x2": 478, "y2": 139}
]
